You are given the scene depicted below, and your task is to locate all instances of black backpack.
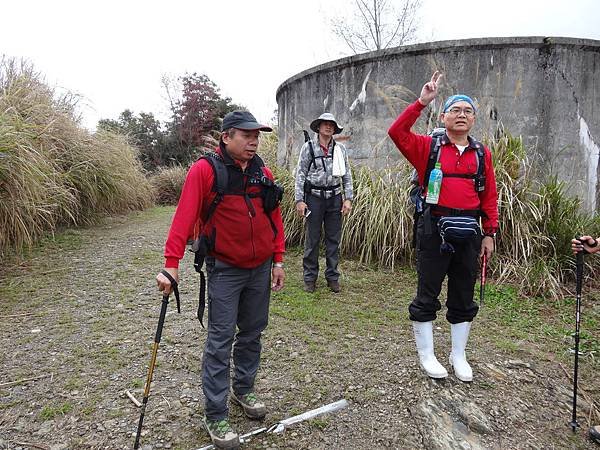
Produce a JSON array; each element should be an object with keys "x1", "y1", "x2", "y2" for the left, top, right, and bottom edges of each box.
[{"x1": 191, "y1": 151, "x2": 283, "y2": 327}]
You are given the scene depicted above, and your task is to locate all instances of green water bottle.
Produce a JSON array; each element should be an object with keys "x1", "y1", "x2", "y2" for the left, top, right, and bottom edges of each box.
[{"x1": 426, "y1": 163, "x2": 443, "y2": 204}]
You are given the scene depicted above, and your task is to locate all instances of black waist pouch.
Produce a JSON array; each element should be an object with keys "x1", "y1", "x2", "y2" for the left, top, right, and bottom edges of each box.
[{"x1": 438, "y1": 216, "x2": 480, "y2": 253}]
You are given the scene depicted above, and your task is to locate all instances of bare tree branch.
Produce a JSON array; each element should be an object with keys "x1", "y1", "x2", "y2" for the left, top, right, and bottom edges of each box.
[{"x1": 329, "y1": 0, "x2": 422, "y2": 54}]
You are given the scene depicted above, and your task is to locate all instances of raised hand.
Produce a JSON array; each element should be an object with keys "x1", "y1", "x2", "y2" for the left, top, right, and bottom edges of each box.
[{"x1": 418, "y1": 71, "x2": 443, "y2": 106}]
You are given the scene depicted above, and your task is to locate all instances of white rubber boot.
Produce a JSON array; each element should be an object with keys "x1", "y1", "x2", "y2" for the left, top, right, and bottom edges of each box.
[
  {"x1": 412, "y1": 321, "x2": 448, "y2": 379},
  {"x1": 449, "y1": 321, "x2": 473, "y2": 382}
]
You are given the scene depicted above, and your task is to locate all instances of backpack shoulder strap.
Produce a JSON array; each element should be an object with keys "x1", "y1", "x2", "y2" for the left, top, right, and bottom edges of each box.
[
  {"x1": 423, "y1": 129, "x2": 445, "y2": 189},
  {"x1": 474, "y1": 142, "x2": 485, "y2": 177},
  {"x1": 473, "y1": 141, "x2": 486, "y2": 193},
  {"x1": 254, "y1": 153, "x2": 265, "y2": 170},
  {"x1": 203, "y1": 152, "x2": 228, "y2": 194},
  {"x1": 302, "y1": 130, "x2": 317, "y2": 171},
  {"x1": 201, "y1": 152, "x2": 228, "y2": 221}
]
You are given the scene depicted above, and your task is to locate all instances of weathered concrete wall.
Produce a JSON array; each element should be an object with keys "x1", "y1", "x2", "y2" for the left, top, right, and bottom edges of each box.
[{"x1": 276, "y1": 37, "x2": 600, "y2": 210}]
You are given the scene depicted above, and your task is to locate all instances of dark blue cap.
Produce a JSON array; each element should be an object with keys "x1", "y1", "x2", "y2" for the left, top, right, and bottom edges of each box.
[{"x1": 222, "y1": 110, "x2": 272, "y2": 132}]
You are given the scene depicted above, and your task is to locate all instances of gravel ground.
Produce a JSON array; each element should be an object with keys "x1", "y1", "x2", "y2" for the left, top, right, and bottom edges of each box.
[{"x1": 1, "y1": 207, "x2": 599, "y2": 449}]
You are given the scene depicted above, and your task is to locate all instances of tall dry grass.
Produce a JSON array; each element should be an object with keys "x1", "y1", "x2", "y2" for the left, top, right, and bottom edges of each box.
[
  {"x1": 0, "y1": 58, "x2": 153, "y2": 258},
  {"x1": 149, "y1": 165, "x2": 188, "y2": 205},
  {"x1": 491, "y1": 133, "x2": 600, "y2": 296},
  {"x1": 275, "y1": 164, "x2": 415, "y2": 270}
]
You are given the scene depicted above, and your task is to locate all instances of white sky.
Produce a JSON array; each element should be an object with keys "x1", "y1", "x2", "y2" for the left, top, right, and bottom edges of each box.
[{"x1": 1, "y1": 0, "x2": 598, "y2": 129}]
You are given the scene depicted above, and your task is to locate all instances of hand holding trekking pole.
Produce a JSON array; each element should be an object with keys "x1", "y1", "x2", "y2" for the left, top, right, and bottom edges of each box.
[
  {"x1": 157, "y1": 267, "x2": 179, "y2": 295},
  {"x1": 569, "y1": 235, "x2": 599, "y2": 431},
  {"x1": 134, "y1": 270, "x2": 181, "y2": 449},
  {"x1": 572, "y1": 236, "x2": 599, "y2": 255}
]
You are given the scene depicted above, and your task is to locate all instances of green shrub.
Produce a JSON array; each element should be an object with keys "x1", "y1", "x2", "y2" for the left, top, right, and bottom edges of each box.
[{"x1": 489, "y1": 133, "x2": 600, "y2": 297}]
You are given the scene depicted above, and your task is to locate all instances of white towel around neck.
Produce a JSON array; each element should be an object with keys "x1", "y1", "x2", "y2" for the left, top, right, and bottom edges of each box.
[{"x1": 332, "y1": 146, "x2": 346, "y2": 177}]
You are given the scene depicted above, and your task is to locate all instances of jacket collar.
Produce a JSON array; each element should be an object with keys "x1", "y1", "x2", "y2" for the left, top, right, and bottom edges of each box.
[{"x1": 440, "y1": 134, "x2": 483, "y2": 151}]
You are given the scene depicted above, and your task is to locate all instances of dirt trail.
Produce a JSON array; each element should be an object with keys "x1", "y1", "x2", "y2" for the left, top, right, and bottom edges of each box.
[{"x1": 0, "y1": 207, "x2": 598, "y2": 449}]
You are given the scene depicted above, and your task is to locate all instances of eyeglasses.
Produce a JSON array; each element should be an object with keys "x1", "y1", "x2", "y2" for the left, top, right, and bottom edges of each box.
[{"x1": 446, "y1": 107, "x2": 475, "y2": 117}]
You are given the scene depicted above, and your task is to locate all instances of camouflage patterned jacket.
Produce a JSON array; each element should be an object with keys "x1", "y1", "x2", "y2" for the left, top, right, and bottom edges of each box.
[{"x1": 294, "y1": 137, "x2": 353, "y2": 202}]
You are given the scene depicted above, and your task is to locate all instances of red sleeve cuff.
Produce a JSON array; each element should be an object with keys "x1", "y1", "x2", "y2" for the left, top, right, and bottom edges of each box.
[
  {"x1": 414, "y1": 99, "x2": 427, "y2": 111},
  {"x1": 165, "y1": 257, "x2": 180, "y2": 269},
  {"x1": 273, "y1": 253, "x2": 284, "y2": 263}
]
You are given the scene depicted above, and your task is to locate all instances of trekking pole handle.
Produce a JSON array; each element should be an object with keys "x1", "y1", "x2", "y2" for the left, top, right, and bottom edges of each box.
[
  {"x1": 576, "y1": 236, "x2": 598, "y2": 255},
  {"x1": 577, "y1": 236, "x2": 598, "y2": 247},
  {"x1": 160, "y1": 269, "x2": 181, "y2": 313}
]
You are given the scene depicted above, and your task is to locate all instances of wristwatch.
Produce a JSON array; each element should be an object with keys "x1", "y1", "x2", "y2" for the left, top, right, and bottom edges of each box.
[{"x1": 273, "y1": 262, "x2": 284, "y2": 268}]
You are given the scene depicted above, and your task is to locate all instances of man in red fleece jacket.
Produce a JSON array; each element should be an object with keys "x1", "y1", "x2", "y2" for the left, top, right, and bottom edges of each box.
[
  {"x1": 388, "y1": 71, "x2": 499, "y2": 383},
  {"x1": 156, "y1": 110, "x2": 285, "y2": 449}
]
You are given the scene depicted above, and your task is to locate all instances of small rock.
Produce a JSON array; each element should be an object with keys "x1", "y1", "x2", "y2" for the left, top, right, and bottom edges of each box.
[
  {"x1": 34, "y1": 420, "x2": 54, "y2": 435},
  {"x1": 50, "y1": 444, "x2": 69, "y2": 450},
  {"x1": 507, "y1": 359, "x2": 531, "y2": 369}
]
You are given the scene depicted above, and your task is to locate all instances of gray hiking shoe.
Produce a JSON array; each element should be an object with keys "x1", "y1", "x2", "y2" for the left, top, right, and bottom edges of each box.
[
  {"x1": 304, "y1": 281, "x2": 316, "y2": 293},
  {"x1": 230, "y1": 388, "x2": 267, "y2": 419},
  {"x1": 202, "y1": 416, "x2": 240, "y2": 449},
  {"x1": 327, "y1": 279, "x2": 341, "y2": 293}
]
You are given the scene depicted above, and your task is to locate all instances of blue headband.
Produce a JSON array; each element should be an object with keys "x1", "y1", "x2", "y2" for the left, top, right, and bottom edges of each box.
[{"x1": 443, "y1": 94, "x2": 476, "y2": 113}]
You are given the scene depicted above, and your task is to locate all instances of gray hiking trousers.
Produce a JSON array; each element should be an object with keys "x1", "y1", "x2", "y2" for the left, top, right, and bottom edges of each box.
[
  {"x1": 202, "y1": 256, "x2": 271, "y2": 420},
  {"x1": 303, "y1": 193, "x2": 342, "y2": 282}
]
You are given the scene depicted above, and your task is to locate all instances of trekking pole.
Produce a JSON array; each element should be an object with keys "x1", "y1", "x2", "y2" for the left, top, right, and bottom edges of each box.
[
  {"x1": 195, "y1": 399, "x2": 349, "y2": 450},
  {"x1": 480, "y1": 253, "x2": 487, "y2": 306},
  {"x1": 134, "y1": 270, "x2": 180, "y2": 449},
  {"x1": 570, "y1": 249, "x2": 584, "y2": 432}
]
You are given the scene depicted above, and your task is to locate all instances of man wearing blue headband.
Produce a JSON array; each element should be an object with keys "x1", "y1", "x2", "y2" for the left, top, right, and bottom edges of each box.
[{"x1": 388, "y1": 71, "x2": 499, "y2": 383}]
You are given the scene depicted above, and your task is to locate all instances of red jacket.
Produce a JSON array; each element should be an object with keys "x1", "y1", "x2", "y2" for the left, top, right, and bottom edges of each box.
[
  {"x1": 388, "y1": 100, "x2": 499, "y2": 234},
  {"x1": 164, "y1": 148, "x2": 285, "y2": 269}
]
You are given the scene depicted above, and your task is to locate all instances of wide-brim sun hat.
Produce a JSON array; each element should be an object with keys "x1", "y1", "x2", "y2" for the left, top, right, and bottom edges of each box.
[{"x1": 310, "y1": 112, "x2": 343, "y2": 134}]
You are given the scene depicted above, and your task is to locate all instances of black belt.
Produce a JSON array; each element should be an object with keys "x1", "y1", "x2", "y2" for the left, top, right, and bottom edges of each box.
[
  {"x1": 309, "y1": 184, "x2": 341, "y2": 199},
  {"x1": 429, "y1": 205, "x2": 482, "y2": 218}
]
